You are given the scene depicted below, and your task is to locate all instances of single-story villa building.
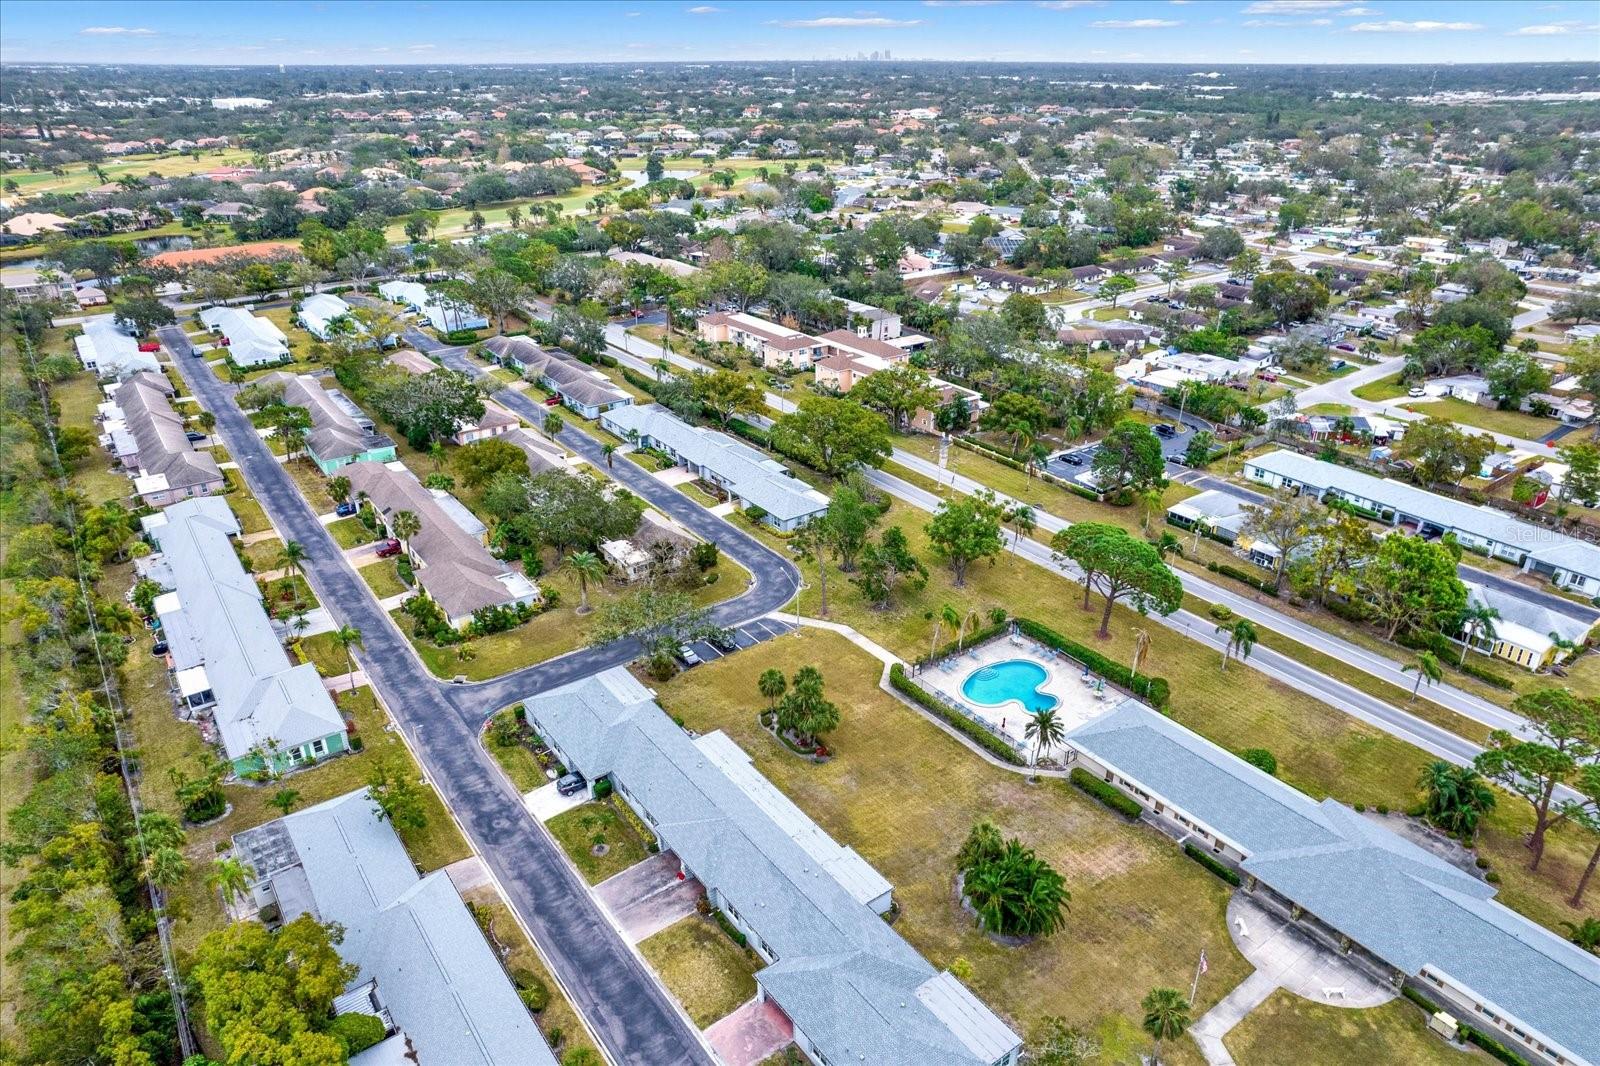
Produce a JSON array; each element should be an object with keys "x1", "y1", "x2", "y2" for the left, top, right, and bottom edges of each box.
[
  {"x1": 256, "y1": 372, "x2": 397, "y2": 474},
  {"x1": 147, "y1": 498, "x2": 348, "y2": 776},
  {"x1": 601, "y1": 404, "x2": 829, "y2": 531},
  {"x1": 1458, "y1": 578, "x2": 1599, "y2": 672},
  {"x1": 344, "y1": 461, "x2": 538, "y2": 628},
  {"x1": 233, "y1": 790, "x2": 556, "y2": 1066},
  {"x1": 524, "y1": 669, "x2": 1021, "y2": 1066},
  {"x1": 376, "y1": 279, "x2": 488, "y2": 334},
  {"x1": 75, "y1": 316, "x2": 160, "y2": 379},
  {"x1": 383, "y1": 347, "x2": 520, "y2": 443},
  {"x1": 1066, "y1": 700, "x2": 1600, "y2": 1066},
  {"x1": 478, "y1": 336, "x2": 631, "y2": 417},
  {"x1": 107, "y1": 371, "x2": 225, "y2": 507},
  {"x1": 1243, "y1": 450, "x2": 1600, "y2": 596},
  {"x1": 199, "y1": 305, "x2": 290, "y2": 367},
  {"x1": 296, "y1": 292, "x2": 356, "y2": 340}
]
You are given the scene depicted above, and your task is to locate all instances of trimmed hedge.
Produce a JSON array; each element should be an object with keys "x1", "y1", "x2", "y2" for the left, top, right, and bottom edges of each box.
[
  {"x1": 726, "y1": 418, "x2": 771, "y2": 448},
  {"x1": 620, "y1": 366, "x2": 660, "y2": 395},
  {"x1": 1014, "y1": 618, "x2": 1170, "y2": 709},
  {"x1": 1461, "y1": 1026, "x2": 1529, "y2": 1066},
  {"x1": 1400, "y1": 984, "x2": 1436, "y2": 1014},
  {"x1": 1206, "y1": 561, "x2": 1280, "y2": 598},
  {"x1": 1069, "y1": 768, "x2": 1142, "y2": 818},
  {"x1": 1184, "y1": 842, "x2": 1243, "y2": 886},
  {"x1": 712, "y1": 908, "x2": 748, "y2": 950},
  {"x1": 888, "y1": 664, "x2": 1025, "y2": 765}
]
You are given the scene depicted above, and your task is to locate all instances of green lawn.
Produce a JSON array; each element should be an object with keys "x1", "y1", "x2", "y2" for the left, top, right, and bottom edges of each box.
[
  {"x1": 459, "y1": 885, "x2": 600, "y2": 1062},
  {"x1": 1399, "y1": 397, "x2": 1559, "y2": 440},
  {"x1": 357, "y1": 558, "x2": 409, "y2": 599},
  {"x1": 54, "y1": 372, "x2": 135, "y2": 505},
  {"x1": 281, "y1": 457, "x2": 338, "y2": 512},
  {"x1": 658, "y1": 629, "x2": 1242, "y2": 1054},
  {"x1": 327, "y1": 516, "x2": 373, "y2": 549},
  {"x1": 766, "y1": 498, "x2": 1598, "y2": 936},
  {"x1": 239, "y1": 536, "x2": 284, "y2": 573},
  {"x1": 224, "y1": 484, "x2": 274, "y2": 535},
  {"x1": 1351, "y1": 374, "x2": 1410, "y2": 402},
  {"x1": 6, "y1": 147, "x2": 256, "y2": 198},
  {"x1": 259, "y1": 573, "x2": 319, "y2": 619},
  {"x1": 545, "y1": 800, "x2": 653, "y2": 885},
  {"x1": 1225, "y1": 989, "x2": 1474, "y2": 1066},
  {"x1": 295, "y1": 631, "x2": 357, "y2": 678},
  {"x1": 484, "y1": 709, "x2": 550, "y2": 792},
  {"x1": 397, "y1": 557, "x2": 749, "y2": 681},
  {"x1": 1301, "y1": 403, "x2": 1356, "y2": 416},
  {"x1": 638, "y1": 916, "x2": 760, "y2": 1028}
]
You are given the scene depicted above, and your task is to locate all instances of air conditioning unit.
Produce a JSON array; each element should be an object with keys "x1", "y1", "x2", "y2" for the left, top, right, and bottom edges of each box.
[{"x1": 1428, "y1": 1012, "x2": 1459, "y2": 1041}]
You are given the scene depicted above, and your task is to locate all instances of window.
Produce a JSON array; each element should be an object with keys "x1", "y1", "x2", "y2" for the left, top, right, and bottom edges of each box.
[
  {"x1": 287, "y1": 746, "x2": 305, "y2": 766},
  {"x1": 311, "y1": 738, "x2": 327, "y2": 756}
]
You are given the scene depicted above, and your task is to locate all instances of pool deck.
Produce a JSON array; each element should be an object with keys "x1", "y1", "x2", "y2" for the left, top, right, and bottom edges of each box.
[{"x1": 916, "y1": 635, "x2": 1122, "y2": 754}]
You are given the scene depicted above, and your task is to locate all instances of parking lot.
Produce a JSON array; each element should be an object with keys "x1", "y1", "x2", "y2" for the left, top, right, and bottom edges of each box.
[{"x1": 678, "y1": 616, "x2": 795, "y2": 668}]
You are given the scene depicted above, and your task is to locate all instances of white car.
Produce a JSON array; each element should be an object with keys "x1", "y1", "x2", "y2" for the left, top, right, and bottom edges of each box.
[{"x1": 1407, "y1": 386, "x2": 1426, "y2": 398}]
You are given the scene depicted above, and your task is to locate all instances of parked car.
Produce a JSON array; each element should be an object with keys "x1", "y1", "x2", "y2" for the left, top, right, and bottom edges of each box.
[
  {"x1": 555, "y1": 772, "x2": 587, "y2": 797},
  {"x1": 375, "y1": 539, "x2": 402, "y2": 558},
  {"x1": 1153, "y1": 423, "x2": 1178, "y2": 438},
  {"x1": 677, "y1": 643, "x2": 703, "y2": 667},
  {"x1": 1057, "y1": 451, "x2": 1085, "y2": 466},
  {"x1": 335, "y1": 500, "x2": 358, "y2": 517},
  {"x1": 1257, "y1": 371, "x2": 1279, "y2": 383},
  {"x1": 543, "y1": 395, "x2": 563, "y2": 407},
  {"x1": 185, "y1": 431, "x2": 206, "y2": 442},
  {"x1": 709, "y1": 632, "x2": 739, "y2": 653},
  {"x1": 151, "y1": 639, "x2": 169, "y2": 656},
  {"x1": 1408, "y1": 386, "x2": 1426, "y2": 398},
  {"x1": 137, "y1": 340, "x2": 161, "y2": 353}
]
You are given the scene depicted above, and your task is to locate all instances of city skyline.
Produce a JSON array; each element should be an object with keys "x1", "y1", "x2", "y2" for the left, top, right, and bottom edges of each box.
[{"x1": 3, "y1": 0, "x2": 1598, "y2": 67}]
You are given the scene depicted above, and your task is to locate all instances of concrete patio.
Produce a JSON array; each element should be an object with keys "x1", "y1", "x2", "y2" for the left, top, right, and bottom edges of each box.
[
  {"x1": 704, "y1": 997, "x2": 793, "y2": 1066},
  {"x1": 594, "y1": 851, "x2": 705, "y2": 944},
  {"x1": 915, "y1": 633, "x2": 1123, "y2": 749}
]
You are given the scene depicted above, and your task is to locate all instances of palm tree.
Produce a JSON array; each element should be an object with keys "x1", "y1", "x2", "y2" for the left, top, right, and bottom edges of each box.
[
  {"x1": 758, "y1": 668, "x2": 786, "y2": 713},
  {"x1": 568, "y1": 550, "x2": 604, "y2": 613},
  {"x1": 1007, "y1": 504, "x2": 1036, "y2": 547},
  {"x1": 277, "y1": 539, "x2": 307, "y2": 580},
  {"x1": 146, "y1": 846, "x2": 188, "y2": 889},
  {"x1": 1025, "y1": 708, "x2": 1065, "y2": 779},
  {"x1": 1130, "y1": 627, "x2": 1152, "y2": 684},
  {"x1": 207, "y1": 856, "x2": 253, "y2": 905},
  {"x1": 1561, "y1": 917, "x2": 1600, "y2": 954},
  {"x1": 269, "y1": 788, "x2": 302, "y2": 816},
  {"x1": 391, "y1": 510, "x2": 422, "y2": 563},
  {"x1": 1142, "y1": 988, "x2": 1192, "y2": 1065},
  {"x1": 1417, "y1": 760, "x2": 1495, "y2": 840},
  {"x1": 1457, "y1": 603, "x2": 1500, "y2": 666},
  {"x1": 544, "y1": 411, "x2": 565, "y2": 439},
  {"x1": 332, "y1": 624, "x2": 364, "y2": 690},
  {"x1": 601, "y1": 442, "x2": 617, "y2": 469},
  {"x1": 1216, "y1": 619, "x2": 1258, "y2": 672},
  {"x1": 328, "y1": 475, "x2": 352, "y2": 506},
  {"x1": 1402, "y1": 650, "x2": 1442, "y2": 701}
]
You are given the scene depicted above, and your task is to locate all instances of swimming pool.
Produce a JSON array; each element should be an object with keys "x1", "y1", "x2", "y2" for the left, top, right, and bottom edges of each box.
[{"x1": 962, "y1": 659, "x2": 1059, "y2": 714}]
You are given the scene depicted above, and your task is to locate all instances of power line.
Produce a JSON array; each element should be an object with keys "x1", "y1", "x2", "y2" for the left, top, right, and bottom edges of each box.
[{"x1": 16, "y1": 334, "x2": 197, "y2": 1061}]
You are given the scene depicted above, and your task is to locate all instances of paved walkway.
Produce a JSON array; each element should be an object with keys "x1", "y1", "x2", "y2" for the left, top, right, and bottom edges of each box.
[
  {"x1": 320, "y1": 669, "x2": 369, "y2": 692},
  {"x1": 704, "y1": 997, "x2": 793, "y2": 1066},
  {"x1": 524, "y1": 779, "x2": 585, "y2": 822},
  {"x1": 1189, "y1": 894, "x2": 1395, "y2": 1065},
  {"x1": 781, "y1": 614, "x2": 901, "y2": 667}
]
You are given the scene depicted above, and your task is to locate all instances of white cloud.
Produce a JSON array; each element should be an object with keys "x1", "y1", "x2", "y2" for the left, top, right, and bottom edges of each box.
[
  {"x1": 1090, "y1": 18, "x2": 1182, "y2": 28},
  {"x1": 923, "y1": 0, "x2": 1009, "y2": 6},
  {"x1": 1243, "y1": 0, "x2": 1352, "y2": 12},
  {"x1": 1349, "y1": 19, "x2": 1480, "y2": 32},
  {"x1": 79, "y1": 25, "x2": 156, "y2": 36},
  {"x1": 625, "y1": 9, "x2": 642, "y2": 14},
  {"x1": 686, "y1": 4, "x2": 721, "y2": 12},
  {"x1": 1509, "y1": 21, "x2": 1598, "y2": 35},
  {"x1": 407, "y1": 43, "x2": 436, "y2": 51},
  {"x1": 1035, "y1": 0, "x2": 1104, "y2": 8},
  {"x1": 774, "y1": 15, "x2": 922, "y2": 26},
  {"x1": 1341, "y1": 6, "x2": 1379, "y2": 13}
]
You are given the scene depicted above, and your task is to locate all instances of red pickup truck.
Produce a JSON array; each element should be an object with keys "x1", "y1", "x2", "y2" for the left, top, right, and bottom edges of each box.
[{"x1": 375, "y1": 539, "x2": 402, "y2": 559}]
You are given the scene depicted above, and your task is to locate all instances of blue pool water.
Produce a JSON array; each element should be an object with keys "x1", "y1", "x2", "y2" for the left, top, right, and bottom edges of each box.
[{"x1": 962, "y1": 660, "x2": 1059, "y2": 714}]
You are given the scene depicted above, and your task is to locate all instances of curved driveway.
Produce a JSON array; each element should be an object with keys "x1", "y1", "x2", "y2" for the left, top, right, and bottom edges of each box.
[{"x1": 159, "y1": 324, "x2": 800, "y2": 1066}]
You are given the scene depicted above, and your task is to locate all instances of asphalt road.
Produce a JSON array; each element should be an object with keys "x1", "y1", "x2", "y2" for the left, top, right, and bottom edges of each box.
[{"x1": 159, "y1": 325, "x2": 718, "y2": 1066}]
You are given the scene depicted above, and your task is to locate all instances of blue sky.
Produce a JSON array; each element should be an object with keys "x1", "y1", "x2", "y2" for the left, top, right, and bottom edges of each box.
[{"x1": 3, "y1": 1, "x2": 1597, "y2": 65}]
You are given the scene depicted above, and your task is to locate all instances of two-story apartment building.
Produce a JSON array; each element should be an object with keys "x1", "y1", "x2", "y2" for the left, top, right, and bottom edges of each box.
[{"x1": 697, "y1": 310, "x2": 826, "y2": 370}]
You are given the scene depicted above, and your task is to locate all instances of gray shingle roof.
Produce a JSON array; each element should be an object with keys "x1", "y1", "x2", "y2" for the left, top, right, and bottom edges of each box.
[
  {"x1": 601, "y1": 405, "x2": 828, "y2": 524},
  {"x1": 149, "y1": 498, "x2": 345, "y2": 760},
  {"x1": 524, "y1": 669, "x2": 1019, "y2": 1066},
  {"x1": 235, "y1": 790, "x2": 554, "y2": 1066},
  {"x1": 1068, "y1": 700, "x2": 1600, "y2": 1065},
  {"x1": 115, "y1": 372, "x2": 223, "y2": 490},
  {"x1": 259, "y1": 372, "x2": 392, "y2": 465},
  {"x1": 1245, "y1": 449, "x2": 1600, "y2": 582}
]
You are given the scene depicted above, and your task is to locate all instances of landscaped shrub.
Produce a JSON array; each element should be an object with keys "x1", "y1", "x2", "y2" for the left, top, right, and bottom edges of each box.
[
  {"x1": 183, "y1": 786, "x2": 227, "y2": 824},
  {"x1": 592, "y1": 778, "x2": 613, "y2": 800},
  {"x1": 1207, "y1": 603, "x2": 1235, "y2": 622},
  {"x1": 712, "y1": 909, "x2": 748, "y2": 950},
  {"x1": 395, "y1": 555, "x2": 415, "y2": 587},
  {"x1": 563, "y1": 1048, "x2": 603, "y2": 1066},
  {"x1": 328, "y1": 1012, "x2": 386, "y2": 1056},
  {"x1": 1400, "y1": 983, "x2": 1437, "y2": 1014},
  {"x1": 620, "y1": 367, "x2": 660, "y2": 395},
  {"x1": 1205, "y1": 561, "x2": 1279, "y2": 598},
  {"x1": 1461, "y1": 1025, "x2": 1530, "y2": 1066},
  {"x1": 443, "y1": 329, "x2": 480, "y2": 345},
  {"x1": 1013, "y1": 618, "x2": 1171, "y2": 708},
  {"x1": 1183, "y1": 843, "x2": 1243, "y2": 886},
  {"x1": 888, "y1": 664, "x2": 1025, "y2": 765},
  {"x1": 1069, "y1": 768, "x2": 1143, "y2": 818},
  {"x1": 510, "y1": 968, "x2": 550, "y2": 1012},
  {"x1": 726, "y1": 418, "x2": 771, "y2": 448},
  {"x1": 1240, "y1": 748, "x2": 1277, "y2": 776}
]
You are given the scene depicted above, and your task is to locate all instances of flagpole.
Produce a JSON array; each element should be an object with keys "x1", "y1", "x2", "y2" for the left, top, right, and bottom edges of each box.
[{"x1": 1190, "y1": 948, "x2": 1207, "y2": 1004}]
